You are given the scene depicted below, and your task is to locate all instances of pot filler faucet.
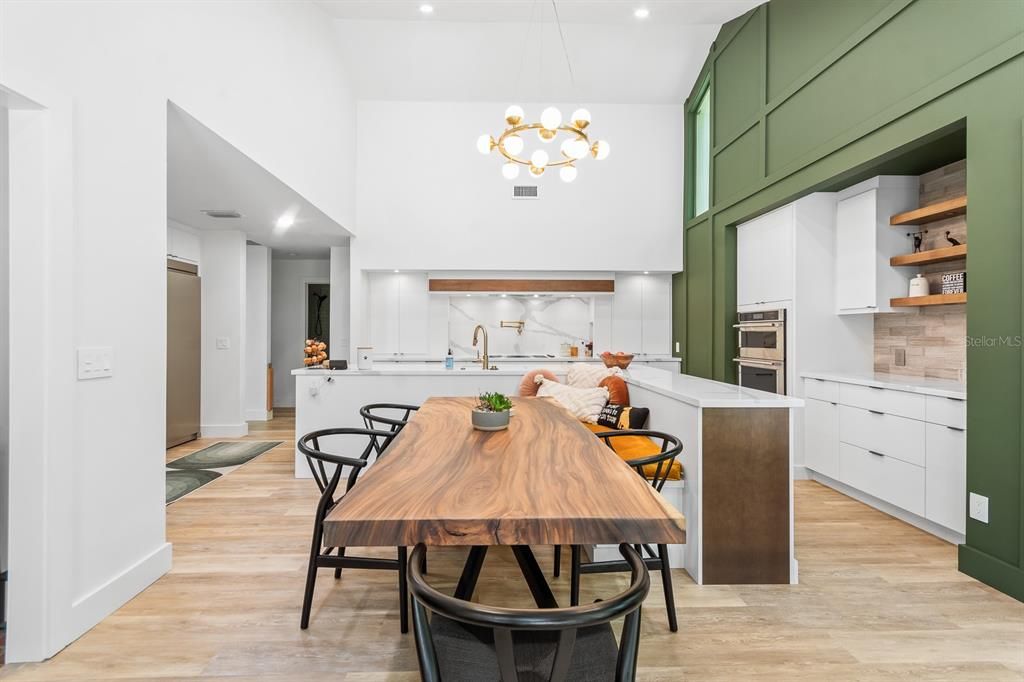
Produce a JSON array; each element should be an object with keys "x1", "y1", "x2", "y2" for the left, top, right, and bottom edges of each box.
[{"x1": 472, "y1": 324, "x2": 497, "y2": 370}]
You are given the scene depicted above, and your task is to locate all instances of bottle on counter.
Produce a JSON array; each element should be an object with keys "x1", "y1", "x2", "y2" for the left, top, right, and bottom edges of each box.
[{"x1": 445, "y1": 348, "x2": 455, "y2": 370}]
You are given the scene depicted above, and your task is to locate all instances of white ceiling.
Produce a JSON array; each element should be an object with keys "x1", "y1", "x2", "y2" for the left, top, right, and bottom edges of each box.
[
  {"x1": 323, "y1": 0, "x2": 761, "y2": 103},
  {"x1": 166, "y1": 103, "x2": 351, "y2": 259}
]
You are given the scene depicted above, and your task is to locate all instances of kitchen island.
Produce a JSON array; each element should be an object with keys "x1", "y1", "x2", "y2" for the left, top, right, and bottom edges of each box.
[{"x1": 292, "y1": 363, "x2": 802, "y2": 585}]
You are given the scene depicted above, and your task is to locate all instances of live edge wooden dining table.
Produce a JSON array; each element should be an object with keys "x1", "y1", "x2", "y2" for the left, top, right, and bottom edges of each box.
[{"x1": 323, "y1": 396, "x2": 687, "y2": 608}]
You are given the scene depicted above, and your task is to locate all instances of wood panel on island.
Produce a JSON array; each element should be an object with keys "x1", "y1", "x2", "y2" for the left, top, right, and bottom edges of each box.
[
  {"x1": 428, "y1": 279, "x2": 615, "y2": 293},
  {"x1": 889, "y1": 194, "x2": 967, "y2": 308}
]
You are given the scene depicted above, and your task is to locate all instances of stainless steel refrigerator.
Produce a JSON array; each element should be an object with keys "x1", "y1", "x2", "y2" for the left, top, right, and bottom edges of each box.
[{"x1": 167, "y1": 260, "x2": 201, "y2": 448}]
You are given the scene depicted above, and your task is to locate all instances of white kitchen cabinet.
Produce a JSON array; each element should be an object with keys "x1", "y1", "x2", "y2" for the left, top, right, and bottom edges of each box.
[
  {"x1": 737, "y1": 205, "x2": 794, "y2": 306},
  {"x1": 804, "y1": 398, "x2": 839, "y2": 479},
  {"x1": 640, "y1": 275, "x2": 671, "y2": 355},
  {"x1": 367, "y1": 271, "x2": 430, "y2": 356},
  {"x1": 926, "y1": 423, "x2": 966, "y2": 534},
  {"x1": 610, "y1": 274, "x2": 643, "y2": 354},
  {"x1": 801, "y1": 375, "x2": 966, "y2": 541},
  {"x1": 834, "y1": 176, "x2": 919, "y2": 314}
]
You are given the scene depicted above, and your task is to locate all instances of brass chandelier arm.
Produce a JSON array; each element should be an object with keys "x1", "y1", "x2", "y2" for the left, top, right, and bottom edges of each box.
[{"x1": 495, "y1": 122, "x2": 591, "y2": 167}]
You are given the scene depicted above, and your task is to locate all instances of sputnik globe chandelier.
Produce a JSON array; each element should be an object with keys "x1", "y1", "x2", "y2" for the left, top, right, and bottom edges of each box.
[
  {"x1": 475, "y1": 0, "x2": 610, "y2": 183},
  {"x1": 476, "y1": 105, "x2": 610, "y2": 183}
]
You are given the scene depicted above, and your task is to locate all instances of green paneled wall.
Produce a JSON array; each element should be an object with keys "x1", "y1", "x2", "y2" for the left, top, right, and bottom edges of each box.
[{"x1": 678, "y1": 0, "x2": 1024, "y2": 599}]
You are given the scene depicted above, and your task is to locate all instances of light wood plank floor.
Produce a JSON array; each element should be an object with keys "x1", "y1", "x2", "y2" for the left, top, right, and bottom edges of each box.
[{"x1": 3, "y1": 409, "x2": 1022, "y2": 680}]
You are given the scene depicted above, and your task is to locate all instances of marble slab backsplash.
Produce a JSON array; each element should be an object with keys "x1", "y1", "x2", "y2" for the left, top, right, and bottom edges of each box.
[
  {"x1": 874, "y1": 159, "x2": 966, "y2": 381},
  {"x1": 449, "y1": 296, "x2": 592, "y2": 357}
]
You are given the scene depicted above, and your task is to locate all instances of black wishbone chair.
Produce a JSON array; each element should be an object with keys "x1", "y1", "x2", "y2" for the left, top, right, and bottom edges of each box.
[
  {"x1": 297, "y1": 427, "x2": 410, "y2": 633},
  {"x1": 409, "y1": 543, "x2": 650, "y2": 682},
  {"x1": 359, "y1": 403, "x2": 420, "y2": 456},
  {"x1": 571, "y1": 430, "x2": 683, "y2": 633}
]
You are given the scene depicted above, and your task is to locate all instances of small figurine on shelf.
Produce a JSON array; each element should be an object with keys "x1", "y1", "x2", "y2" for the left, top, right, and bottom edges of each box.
[
  {"x1": 907, "y1": 229, "x2": 927, "y2": 253},
  {"x1": 945, "y1": 231, "x2": 962, "y2": 246},
  {"x1": 303, "y1": 338, "x2": 329, "y2": 368}
]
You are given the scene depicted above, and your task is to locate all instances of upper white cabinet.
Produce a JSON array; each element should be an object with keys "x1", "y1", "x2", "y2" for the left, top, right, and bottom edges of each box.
[
  {"x1": 834, "y1": 176, "x2": 919, "y2": 315},
  {"x1": 611, "y1": 273, "x2": 671, "y2": 355},
  {"x1": 367, "y1": 271, "x2": 430, "y2": 356},
  {"x1": 737, "y1": 205, "x2": 794, "y2": 307}
]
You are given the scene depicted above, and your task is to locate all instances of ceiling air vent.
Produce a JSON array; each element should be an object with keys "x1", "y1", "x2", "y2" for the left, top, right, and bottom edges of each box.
[
  {"x1": 201, "y1": 209, "x2": 243, "y2": 219},
  {"x1": 512, "y1": 185, "x2": 539, "y2": 200}
]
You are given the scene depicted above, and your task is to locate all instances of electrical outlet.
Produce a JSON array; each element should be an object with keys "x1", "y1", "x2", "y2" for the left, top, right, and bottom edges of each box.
[
  {"x1": 894, "y1": 348, "x2": 906, "y2": 367},
  {"x1": 216, "y1": 337, "x2": 231, "y2": 350},
  {"x1": 675, "y1": 341, "x2": 680, "y2": 353},
  {"x1": 969, "y1": 492, "x2": 989, "y2": 523},
  {"x1": 77, "y1": 347, "x2": 114, "y2": 380}
]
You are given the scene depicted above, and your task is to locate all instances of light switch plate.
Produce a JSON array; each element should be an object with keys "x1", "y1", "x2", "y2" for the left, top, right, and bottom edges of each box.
[
  {"x1": 894, "y1": 348, "x2": 906, "y2": 367},
  {"x1": 969, "y1": 492, "x2": 989, "y2": 523},
  {"x1": 675, "y1": 341, "x2": 680, "y2": 353},
  {"x1": 77, "y1": 346, "x2": 114, "y2": 380},
  {"x1": 216, "y1": 337, "x2": 231, "y2": 350}
]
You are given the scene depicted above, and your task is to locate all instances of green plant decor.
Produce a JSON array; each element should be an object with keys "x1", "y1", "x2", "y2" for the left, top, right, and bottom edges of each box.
[{"x1": 476, "y1": 392, "x2": 513, "y2": 413}]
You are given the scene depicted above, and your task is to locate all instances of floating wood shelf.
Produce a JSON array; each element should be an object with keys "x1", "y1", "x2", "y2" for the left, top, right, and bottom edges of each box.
[
  {"x1": 890, "y1": 292, "x2": 967, "y2": 307},
  {"x1": 890, "y1": 195, "x2": 967, "y2": 226},
  {"x1": 890, "y1": 244, "x2": 967, "y2": 267}
]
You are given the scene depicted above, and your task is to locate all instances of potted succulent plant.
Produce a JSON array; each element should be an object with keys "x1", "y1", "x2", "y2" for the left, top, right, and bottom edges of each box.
[{"x1": 472, "y1": 392, "x2": 513, "y2": 431}]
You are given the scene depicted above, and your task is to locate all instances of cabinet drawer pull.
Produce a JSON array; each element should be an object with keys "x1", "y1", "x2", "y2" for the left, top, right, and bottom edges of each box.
[
  {"x1": 868, "y1": 386, "x2": 884, "y2": 390},
  {"x1": 868, "y1": 450, "x2": 885, "y2": 457},
  {"x1": 868, "y1": 409, "x2": 885, "y2": 415},
  {"x1": 946, "y1": 426, "x2": 966, "y2": 432},
  {"x1": 830, "y1": 402, "x2": 838, "y2": 406},
  {"x1": 947, "y1": 396, "x2": 965, "y2": 402}
]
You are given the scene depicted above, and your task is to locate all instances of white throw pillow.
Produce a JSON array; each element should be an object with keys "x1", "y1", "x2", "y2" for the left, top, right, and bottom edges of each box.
[
  {"x1": 566, "y1": 364, "x2": 622, "y2": 388},
  {"x1": 536, "y1": 377, "x2": 609, "y2": 423}
]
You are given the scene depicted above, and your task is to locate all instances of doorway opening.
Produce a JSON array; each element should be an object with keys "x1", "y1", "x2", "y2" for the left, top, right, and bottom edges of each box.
[{"x1": 306, "y1": 282, "x2": 330, "y2": 348}]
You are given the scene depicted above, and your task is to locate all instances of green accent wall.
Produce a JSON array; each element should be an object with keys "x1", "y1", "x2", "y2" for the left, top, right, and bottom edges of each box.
[{"x1": 677, "y1": 0, "x2": 1024, "y2": 600}]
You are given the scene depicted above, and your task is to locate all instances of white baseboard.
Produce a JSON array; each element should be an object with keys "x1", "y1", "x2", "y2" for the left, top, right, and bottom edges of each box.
[
  {"x1": 200, "y1": 423, "x2": 249, "y2": 438},
  {"x1": 808, "y1": 471, "x2": 965, "y2": 545},
  {"x1": 66, "y1": 542, "x2": 172, "y2": 646},
  {"x1": 244, "y1": 409, "x2": 272, "y2": 422},
  {"x1": 792, "y1": 465, "x2": 810, "y2": 480}
]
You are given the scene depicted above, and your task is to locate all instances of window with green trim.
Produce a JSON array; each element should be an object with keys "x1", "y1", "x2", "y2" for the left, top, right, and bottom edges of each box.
[{"x1": 693, "y1": 87, "x2": 711, "y2": 216}]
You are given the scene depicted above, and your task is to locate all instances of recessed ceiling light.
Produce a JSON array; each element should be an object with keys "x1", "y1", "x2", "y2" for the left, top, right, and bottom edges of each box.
[
  {"x1": 634, "y1": 7, "x2": 650, "y2": 19},
  {"x1": 275, "y1": 214, "x2": 294, "y2": 230},
  {"x1": 393, "y1": 269, "x2": 400, "y2": 273},
  {"x1": 643, "y1": 270, "x2": 650, "y2": 275},
  {"x1": 419, "y1": 4, "x2": 434, "y2": 14}
]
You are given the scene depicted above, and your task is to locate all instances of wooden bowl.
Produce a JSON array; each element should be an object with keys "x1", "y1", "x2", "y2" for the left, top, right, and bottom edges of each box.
[{"x1": 601, "y1": 353, "x2": 634, "y2": 369}]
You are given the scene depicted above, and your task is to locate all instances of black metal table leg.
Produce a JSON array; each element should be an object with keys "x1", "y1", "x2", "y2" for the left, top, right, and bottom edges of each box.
[
  {"x1": 511, "y1": 546, "x2": 559, "y2": 609},
  {"x1": 454, "y1": 546, "x2": 488, "y2": 600}
]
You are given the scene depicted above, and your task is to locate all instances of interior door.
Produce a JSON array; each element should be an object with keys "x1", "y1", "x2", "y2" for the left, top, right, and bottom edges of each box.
[{"x1": 167, "y1": 263, "x2": 201, "y2": 448}]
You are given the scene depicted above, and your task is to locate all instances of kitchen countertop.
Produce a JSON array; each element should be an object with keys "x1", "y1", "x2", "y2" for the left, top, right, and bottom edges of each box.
[
  {"x1": 293, "y1": 363, "x2": 801, "y2": 409},
  {"x1": 801, "y1": 370, "x2": 966, "y2": 400},
  {"x1": 366, "y1": 355, "x2": 680, "y2": 364}
]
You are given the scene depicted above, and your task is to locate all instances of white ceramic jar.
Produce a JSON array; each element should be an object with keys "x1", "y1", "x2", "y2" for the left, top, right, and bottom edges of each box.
[{"x1": 909, "y1": 273, "x2": 930, "y2": 298}]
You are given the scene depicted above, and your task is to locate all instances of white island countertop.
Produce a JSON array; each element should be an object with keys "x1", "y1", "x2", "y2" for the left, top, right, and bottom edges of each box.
[
  {"x1": 801, "y1": 370, "x2": 966, "y2": 400},
  {"x1": 293, "y1": 363, "x2": 801, "y2": 409}
]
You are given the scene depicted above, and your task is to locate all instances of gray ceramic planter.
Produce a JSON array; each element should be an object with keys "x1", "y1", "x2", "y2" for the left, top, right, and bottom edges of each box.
[{"x1": 472, "y1": 408, "x2": 510, "y2": 431}]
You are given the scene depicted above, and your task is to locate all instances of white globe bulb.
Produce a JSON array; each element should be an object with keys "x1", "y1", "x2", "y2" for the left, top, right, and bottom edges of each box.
[
  {"x1": 540, "y1": 106, "x2": 562, "y2": 131},
  {"x1": 505, "y1": 104, "x2": 524, "y2": 123},
  {"x1": 560, "y1": 139, "x2": 575, "y2": 158},
  {"x1": 560, "y1": 165, "x2": 578, "y2": 183},
  {"x1": 503, "y1": 134, "x2": 524, "y2": 156},
  {"x1": 530, "y1": 149, "x2": 549, "y2": 168},
  {"x1": 594, "y1": 139, "x2": 611, "y2": 160},
  {"x1": 571, "y1": 108, "x2": 591, "y2": 127},
  {"x1": 501, "y1": 162, "x2": 520, "y2": 180},
  {"x1": 571, "y1": 139, "x2": 590, "y2": 159},
  {"x1": 476, "y1": 134, "x2": 493, "y2": 154}
]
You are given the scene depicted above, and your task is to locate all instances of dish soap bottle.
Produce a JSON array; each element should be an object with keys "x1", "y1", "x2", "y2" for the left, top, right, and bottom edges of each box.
[{"x1": 445, "y1": 348, "x2": 454, "y2": 370}]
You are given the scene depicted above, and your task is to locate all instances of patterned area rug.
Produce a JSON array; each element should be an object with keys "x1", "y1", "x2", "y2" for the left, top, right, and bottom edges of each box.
[{"x1": 166, "y1": 441, "x2": 281, "y2": 504}]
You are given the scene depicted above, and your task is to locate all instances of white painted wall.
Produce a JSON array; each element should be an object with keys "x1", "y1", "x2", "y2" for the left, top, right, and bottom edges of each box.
[
  {"x1": 200, "y1": 231, "x2": 247, "y2": 437},
  {"x1": 167, "y1": 219, "x2": 201, "y2": 265},
  {"x1": 272, "y1": 258, "x2": 330, "y2": 408},
  {"x1": 0, "y1": 107, "x2": 9, "y2": 579},
  {"x1": 0, "y1": 0, "x2": 356, "y2": 659},
  {"x1": 245, "y1": 245, "x2": 272, "y2": 421},
  {"x1": 353, "y1": 101, "x2": 683, "y2": 273}
]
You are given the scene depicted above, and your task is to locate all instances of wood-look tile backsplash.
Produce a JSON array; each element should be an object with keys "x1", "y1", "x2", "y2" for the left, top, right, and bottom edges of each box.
[{"x1": 874, "y1": 159, "x2": 966, "y2": 381}]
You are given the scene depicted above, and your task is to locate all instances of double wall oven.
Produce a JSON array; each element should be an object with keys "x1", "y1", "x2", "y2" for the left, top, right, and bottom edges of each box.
[{"x1": 734, "y1": 309, "x2": 786, "y2": 394}]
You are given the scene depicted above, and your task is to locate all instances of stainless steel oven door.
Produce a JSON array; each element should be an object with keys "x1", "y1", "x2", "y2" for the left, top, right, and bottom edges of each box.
[
  {"x1": 735, "y1": 321, "x2": 786, "y2": 361},
  {"x1": 734, "y1": 358, "x2": 786, "y2": 394}
]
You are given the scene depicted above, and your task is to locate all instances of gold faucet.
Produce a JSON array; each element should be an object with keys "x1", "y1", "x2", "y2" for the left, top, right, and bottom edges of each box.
[{"x1": 472, "y1": 324, "x2": 496, "y2": 370}]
